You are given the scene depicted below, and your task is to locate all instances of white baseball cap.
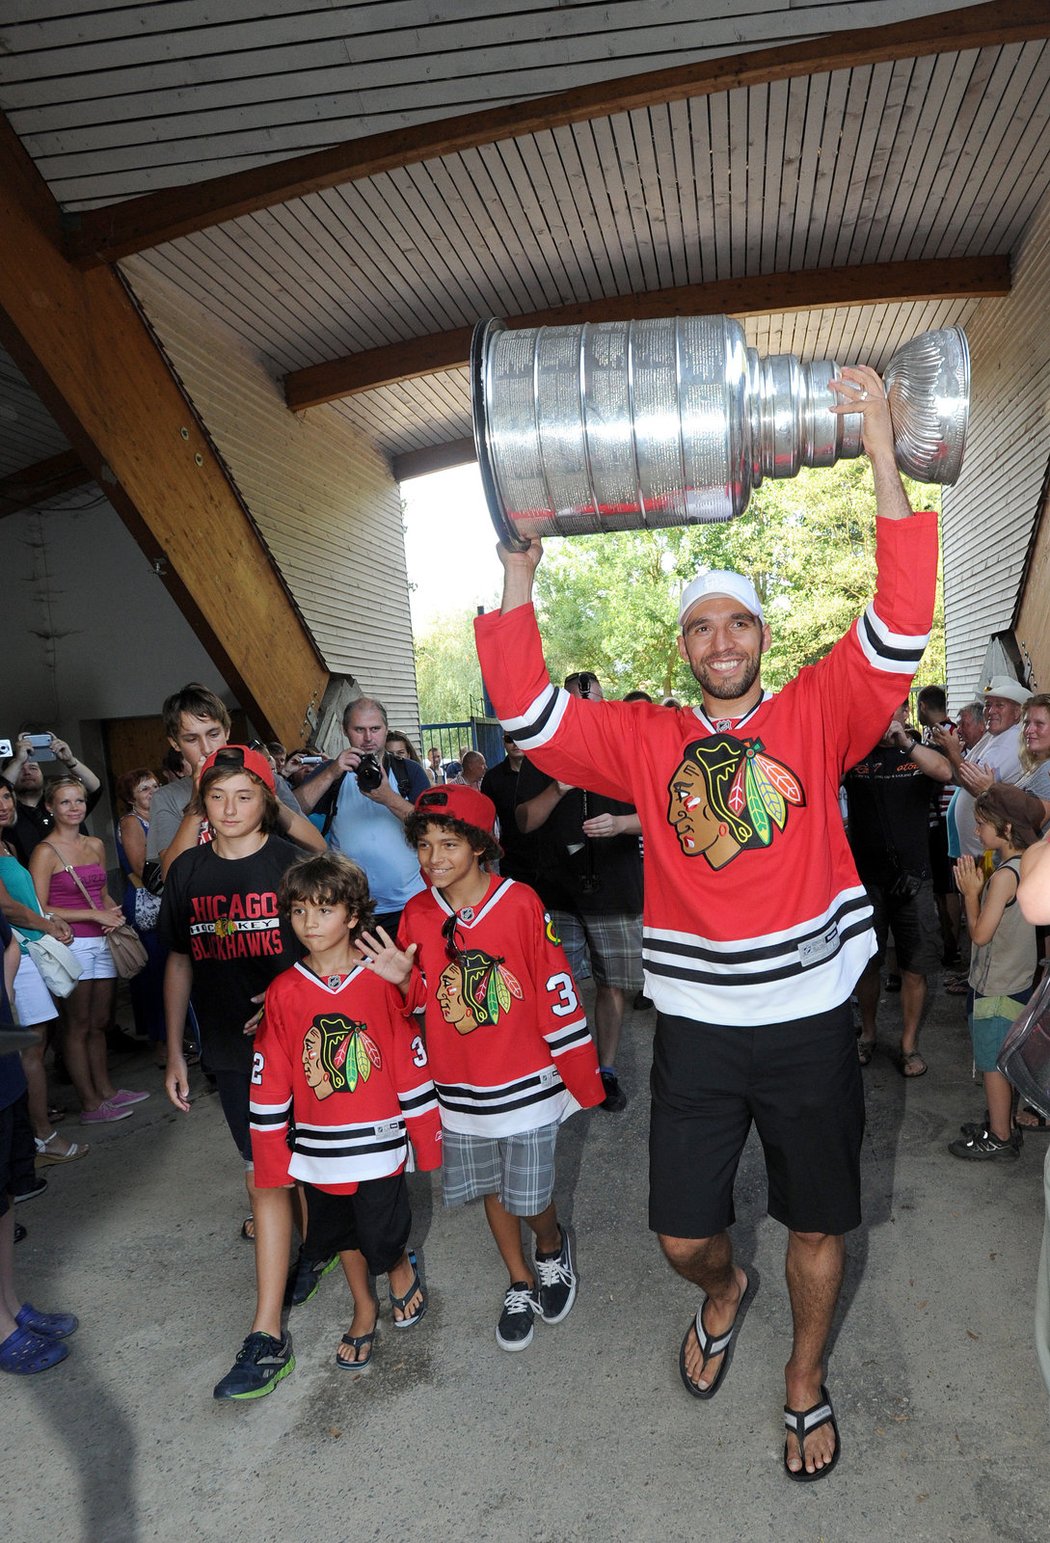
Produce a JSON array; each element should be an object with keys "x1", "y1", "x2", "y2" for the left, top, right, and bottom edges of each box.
[
  {"x1": 984, "y1": 675, "x2": 1031, "y2": 706},
  {"x1": 679, "y1": 570, "x2": 764, "y2": 628}
]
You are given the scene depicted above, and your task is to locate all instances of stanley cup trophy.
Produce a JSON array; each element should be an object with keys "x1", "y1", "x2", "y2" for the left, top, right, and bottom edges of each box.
[{"x1": 470, "y1": 315, "x2": 969, "y2": 550}]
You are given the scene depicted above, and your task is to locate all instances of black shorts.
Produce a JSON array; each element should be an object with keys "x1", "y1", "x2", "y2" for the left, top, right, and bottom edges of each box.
[
  {"x1": 865, "y1": 876, "x2": 941, "y2": 975},
  {"x1": 0, "y1": 1093, "x2": 35, "y2": 1219},
  {"x1": 303, "y1": 1173, "x2": 411, "y2": 1276},
  {"x1": 649, "y1": 1003, "x2": 864, "y2": 1239},
  {"x1": 212, "y1": 1069, "x2": 253, "y2": 1164}
]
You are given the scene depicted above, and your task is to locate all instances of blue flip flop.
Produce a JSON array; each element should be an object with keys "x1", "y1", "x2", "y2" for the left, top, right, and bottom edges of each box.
[{"x1": 390, "y1": 1250, "x2": 427, "y2": 1329}]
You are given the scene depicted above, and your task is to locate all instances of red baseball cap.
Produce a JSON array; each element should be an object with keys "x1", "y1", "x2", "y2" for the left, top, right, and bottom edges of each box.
[
  {"x1": 414, "y1": 784, "x2": 496, "y2": 834},
  {"x1": 200, "y1": 743, "x2": 276, "y2": 791}
]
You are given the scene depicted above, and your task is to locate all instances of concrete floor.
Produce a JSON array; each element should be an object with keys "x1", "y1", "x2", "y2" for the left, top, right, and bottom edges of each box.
[{"x1": 8, "y1": 978, "x2": 1050, "y2": 1543}]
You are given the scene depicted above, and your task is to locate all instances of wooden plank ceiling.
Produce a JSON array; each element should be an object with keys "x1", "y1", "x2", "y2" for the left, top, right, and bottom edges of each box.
[{"x1": 1, "y1": 1, "x2": 1049, "y2": 471}]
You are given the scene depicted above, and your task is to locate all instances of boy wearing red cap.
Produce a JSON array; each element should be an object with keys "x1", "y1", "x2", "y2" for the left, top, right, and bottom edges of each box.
[
  {"x1": 160, "y1": 746, "x2": 322, "y2": 1399},
  {"x1": 358, "y1": 784, "x2": 603, "y2": 1351}
]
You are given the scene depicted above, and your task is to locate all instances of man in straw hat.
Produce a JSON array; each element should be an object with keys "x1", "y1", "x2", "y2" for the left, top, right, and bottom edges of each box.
[{"x1": 475, "y1": 365, "x2": 938, "y2": 1480}]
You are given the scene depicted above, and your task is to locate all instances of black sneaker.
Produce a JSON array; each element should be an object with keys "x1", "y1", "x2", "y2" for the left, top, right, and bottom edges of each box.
[
  {"x1": 948, "y1": 1130, "x2": 1019, "y2": 1162},
  {"x1": 13, "y1": 1175, "x2": 47, "y2": 1205},
  {"x1": 600, "y1": 1070, "x2": 627, "y2": 1112},
  {"x1": 496, "y1": 1281, "x2": 538, "y2": 1351},
  {"x1": 213, "y1": 1332, "x2": 294, "y2": 1400},
  {"x1": 959, "y1": 1117, "x2": 1023, "y2": 1150},
  {"x1": 284, "y1": 1249, "x2": 339, "y2": 1307},
  {"x1": 534, "y1": 1226, "x2": 578, "y2": 1325},
  {"x1": 14, "y1": 1222, "x2": 27, "y2": 1244}
]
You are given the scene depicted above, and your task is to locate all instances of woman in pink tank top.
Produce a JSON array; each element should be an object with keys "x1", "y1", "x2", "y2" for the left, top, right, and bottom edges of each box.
[{"x1": 29, "y1": 777, "x2": 148, "y2": 1124}]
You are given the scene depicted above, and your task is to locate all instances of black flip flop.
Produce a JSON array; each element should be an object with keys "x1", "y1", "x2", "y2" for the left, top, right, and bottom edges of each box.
[
  {"x1": 784, "y1": 1384, "x2": 840, "y2": 1482},
  {"x1": 678, "y1": 1268, "x2": 758, "y2": 1400},
  {"x1": 337, "y1": 1330, "x2": 375, "y2": 1370}
]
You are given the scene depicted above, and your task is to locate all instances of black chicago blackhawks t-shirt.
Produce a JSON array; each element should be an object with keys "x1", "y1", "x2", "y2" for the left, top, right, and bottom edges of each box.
[{"x1": 159, "y1": 835, "x2": 303, "y2": 1073}]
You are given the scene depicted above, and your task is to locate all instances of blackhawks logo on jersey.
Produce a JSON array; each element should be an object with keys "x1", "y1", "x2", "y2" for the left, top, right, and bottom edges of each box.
[
  {"x1": 301, "y1": 1014, "x2": 381, "y2": 1100},
  {"x1": 436, "y1": 947, "x2": 523, "y2": 1037},
  {"x1": 667, "y1": 734, "x2": 805, "y2": 870}
]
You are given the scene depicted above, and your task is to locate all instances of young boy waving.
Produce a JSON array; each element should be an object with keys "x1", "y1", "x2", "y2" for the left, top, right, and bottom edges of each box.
[
  {"x1": 360, "y1": 785, "x2": 602, "y2": 1351},
  {"x1": 250, "y1": 853, "x2": 441, "y2": 1370}
]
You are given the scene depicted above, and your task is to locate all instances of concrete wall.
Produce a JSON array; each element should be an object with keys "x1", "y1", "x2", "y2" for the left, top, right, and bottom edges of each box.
[{"x1": 941, "y1": 184, "x2": 1050, "y2": 704}]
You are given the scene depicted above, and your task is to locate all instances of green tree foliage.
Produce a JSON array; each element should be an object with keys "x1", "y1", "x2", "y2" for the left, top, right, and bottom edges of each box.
[
  {"x1": 415, "y1": 607, "x2": 487, "y2": 724},
  {"x1": 412, "y1": 463, "x2": 944, "y2": 718},
  {"x1": 532, "y1": 461, "x2": 943, "y2": 699}
]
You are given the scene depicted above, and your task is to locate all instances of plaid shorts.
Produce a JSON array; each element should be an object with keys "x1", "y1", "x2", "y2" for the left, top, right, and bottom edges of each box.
[
  {"x1": 551, "y1": 909, "x2": 643, "y2": 991},
  {"x1": 441, "y1": 1122, "x2": 559, "y2": 1216}
]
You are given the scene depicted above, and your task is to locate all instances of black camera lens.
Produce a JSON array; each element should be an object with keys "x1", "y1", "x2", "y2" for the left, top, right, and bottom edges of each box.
[{"x1": 355, "y1": 753, "x2": 384, "y2": 793}]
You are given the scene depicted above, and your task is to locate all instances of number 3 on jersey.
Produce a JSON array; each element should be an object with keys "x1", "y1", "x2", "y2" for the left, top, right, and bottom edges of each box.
[{"x1": 546, "y1": 972, "x2": 579, "y2": 1016}]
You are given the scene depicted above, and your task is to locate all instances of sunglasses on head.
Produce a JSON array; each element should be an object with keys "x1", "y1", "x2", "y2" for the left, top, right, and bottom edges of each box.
[
  {"x1": 418, "y1": 789, "x2": 451, "y2": 810},
  {"x1": 564, "y1": 671, "x2": 598, "y2": 697}
]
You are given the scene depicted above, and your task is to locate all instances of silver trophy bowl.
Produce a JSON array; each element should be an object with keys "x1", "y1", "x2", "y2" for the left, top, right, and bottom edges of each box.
[{"x1": 471, "y1": 316, "x2": 969, "y2": 549}]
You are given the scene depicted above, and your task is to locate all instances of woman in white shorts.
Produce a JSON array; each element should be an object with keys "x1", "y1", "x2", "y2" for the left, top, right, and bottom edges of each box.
[
  {"x1": 0, "y1": 776, "x2": 87, "y2": 1163},
  {"x1": 29, "y1": 777, "x2": 148, "y2": 1126}
]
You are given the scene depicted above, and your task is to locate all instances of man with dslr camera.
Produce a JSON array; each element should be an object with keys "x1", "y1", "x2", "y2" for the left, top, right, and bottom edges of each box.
[
  {"x1": 294, "y1": 696, "x2": 429, "y2": 934},
  {"x1": 843, "y1": 702, "x2": 942, "y2": 1077}
]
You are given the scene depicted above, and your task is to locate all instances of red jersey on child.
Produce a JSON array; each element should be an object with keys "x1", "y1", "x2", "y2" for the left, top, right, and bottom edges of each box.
[
  {"x1": 250, "y1": 961, "x2": 442, "y2": 1193},
  {"x1": 400, "y1": 875, "x2": 603, "y2": 1136}
]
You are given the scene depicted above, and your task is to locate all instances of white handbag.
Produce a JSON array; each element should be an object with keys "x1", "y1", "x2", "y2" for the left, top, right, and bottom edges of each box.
[{"x1": 14, "y1": 929, "x2": 83, "y2": 998}]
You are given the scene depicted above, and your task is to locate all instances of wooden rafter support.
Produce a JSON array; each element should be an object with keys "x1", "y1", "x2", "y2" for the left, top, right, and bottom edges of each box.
[
  {"x1": 391, "y1": 438, "x2": 477, "y2": 484},
  {"x1": 0, "y1": 450, "x2": 92, "y2": 519},
  {"x1": 0, "y1": 114, "x2": 327, "y2": 746},
  {"x1": 64, "y1": 2, "x2": 1049, "y2": 267},
  {"x1": 287, "y1": 255, "x2": 1011, "y2": 409}
]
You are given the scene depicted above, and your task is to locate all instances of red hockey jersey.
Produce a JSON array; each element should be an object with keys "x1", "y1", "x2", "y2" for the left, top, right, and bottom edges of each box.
[
  {"x1": 250, "y1": 961, "x2": 442, "y2": 1192},
  {"x1": 399, "y1": 875, "x2": 603, "y2": 1136},
  {"x1": 474, "y1": 512, "x2": 939, "y2": 1027}
]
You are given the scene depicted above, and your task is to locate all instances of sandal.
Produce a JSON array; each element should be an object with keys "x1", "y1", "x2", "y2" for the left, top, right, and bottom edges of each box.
[
  {"x1": 389, "y1": 1250, "x2": 427, "y2": 1329},
  {"x1": 784, "y1": 1384, "x2": 840, "y2": 1482},
  {"x1": 896, "y1": 1049, "x2": 927, "y2": 1078},
  {"x1": 679, "y1": 1269, "x2": 758, "y2": 1400},
  {"x1": 16, "y1": 1302, "x2": 78, "y2": 1338},
  {"x1": 34, "y1": 1131, "x2": 89, "y2": 1165},
  {"x1": 0, "y1": 1325, "x2": 69, "y2": 1374},
  {"x1": 945, "y1": 977, "x2": 969, "y2": 995},
  {"x1": 1017, "y1": 1105, "x2": 1049, "y2": 1131},
  {"x1": 240, "y1": 1217, "x2": 255, "y2": 1242},
  {"x1": 337, "y1": 1329, "x2": 376, "y2": 1370},
  {"x1": 856, "y1": 1039, "x2": 875, "y2": 1066}
]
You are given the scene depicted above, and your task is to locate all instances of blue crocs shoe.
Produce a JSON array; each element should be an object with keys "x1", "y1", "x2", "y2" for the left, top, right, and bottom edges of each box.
[
  {"x1": 213, "y1": 1332, "x2": 294, "y2": 1400},
  {"x1": 17, "y1": 1302, "x2": 79, "y2": 1339},
  {"x1": 0, "y1": 1325, "x2": 69, "y2": 1375}
]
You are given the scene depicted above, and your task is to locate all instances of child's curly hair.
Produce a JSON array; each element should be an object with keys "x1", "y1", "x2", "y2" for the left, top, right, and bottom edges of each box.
[
  {"x1": 404, "y1": 810, "x2": 502, "y2": 867},
  {"x1": 278, "y1": 852, "x2": 376, "y2": 941}
]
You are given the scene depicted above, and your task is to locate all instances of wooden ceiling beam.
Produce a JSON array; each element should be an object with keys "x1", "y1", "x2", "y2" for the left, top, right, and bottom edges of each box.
[
  {"x1": 391, "y1": 438, "x2": 477, "y2": 484},
  {"x1": 65, "y1": 2, "x2": 1049, "y2": 267},
  {"x1": 0, "y1": 450, "x2": 92, "y2": 519},
  {"x1": 0, "y1": 114, "x2": 327, "y2": 746},
  {"x1": 287, "y1": 255, "x2": 1011, "y2": 409}
]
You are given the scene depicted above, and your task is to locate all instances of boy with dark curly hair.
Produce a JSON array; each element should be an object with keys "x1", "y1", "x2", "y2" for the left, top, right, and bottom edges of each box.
[
  {"x1": 360, "y1": 785, "x2": 602, "y2": 1352},
  {"x1": 251, "y1": 853, "x2": 441, "y2": 1371}
]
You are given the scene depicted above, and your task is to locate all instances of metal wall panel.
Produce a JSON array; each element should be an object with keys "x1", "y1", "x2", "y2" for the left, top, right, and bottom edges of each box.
[
  {"x1": 942, "y1": 184, "x2": 1050, "y2": 702},
  {"x1": 122, "y1": 256, "x2": 423, "y2": 732}
]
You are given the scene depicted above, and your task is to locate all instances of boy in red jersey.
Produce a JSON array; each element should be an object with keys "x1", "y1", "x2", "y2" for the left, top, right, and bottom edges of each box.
[
  {"x1": 358, "y1": 785, "x2": 602, "y2": 1352},
  {"x1": 250, "y1": 853, "x2": 441, "y2": 1371}
]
